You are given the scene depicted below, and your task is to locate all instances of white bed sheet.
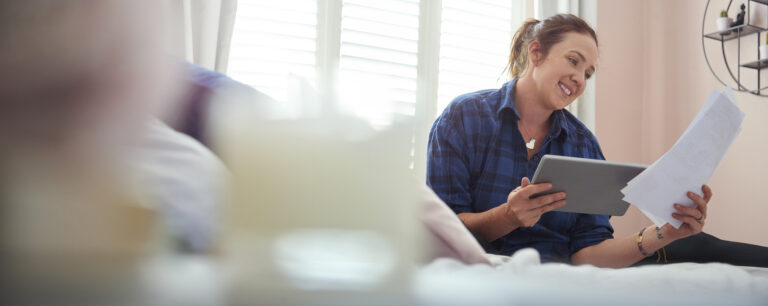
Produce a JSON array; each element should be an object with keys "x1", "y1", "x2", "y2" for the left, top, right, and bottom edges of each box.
[{"x1": 415, "y1": 248, "x2": 768, "y2": 305}]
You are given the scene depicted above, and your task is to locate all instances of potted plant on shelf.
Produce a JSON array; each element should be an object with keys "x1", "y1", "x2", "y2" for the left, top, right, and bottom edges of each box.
[
  {"x1": 761, "y1": 32, "x2": 768, "y2": 61},
  {"x1": 717, "y1": 9, "x2": 733, "y2": 34}
]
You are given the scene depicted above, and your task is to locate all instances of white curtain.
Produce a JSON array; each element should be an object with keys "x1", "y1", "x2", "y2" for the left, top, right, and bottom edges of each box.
[
  {"x1": 535, "y1": 0, "x2": 580, "y2": 18},
  {"x1": 176, "y1": 0, "x2": 238, "y2": 72}
]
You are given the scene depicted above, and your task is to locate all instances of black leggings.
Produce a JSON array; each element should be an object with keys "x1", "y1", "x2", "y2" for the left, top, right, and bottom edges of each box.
[
  {"x1": 634, "y1": 232, "x2": 768, "y2": 267},
  {"x1": 470, "y1": 228, "x2": 768, "y2": 267}
]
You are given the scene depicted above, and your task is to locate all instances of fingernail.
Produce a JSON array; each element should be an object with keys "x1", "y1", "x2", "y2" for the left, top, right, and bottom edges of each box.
[{"x1": 674, "y1": 204, "x2": 681, "y2": 208}]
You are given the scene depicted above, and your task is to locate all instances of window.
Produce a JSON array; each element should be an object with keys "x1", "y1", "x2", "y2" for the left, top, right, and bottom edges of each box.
[
  {"x1": 438, "y1": 0, "x2": 517, "y2": 114},
  {"x1": 338, "y1": 0, "x2": 420, "y2": 127},
  {"x1": 228, "y1": 0, "x2": 317, "y2": 103},
  {"x1": 228, "y1": 0, "x2": 526, "y2": 175}
]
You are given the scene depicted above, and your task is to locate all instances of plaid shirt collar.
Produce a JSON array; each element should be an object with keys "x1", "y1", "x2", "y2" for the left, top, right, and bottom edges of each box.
[{"x1": 495, "y1": 78, "x2": 575, "y2": 140}]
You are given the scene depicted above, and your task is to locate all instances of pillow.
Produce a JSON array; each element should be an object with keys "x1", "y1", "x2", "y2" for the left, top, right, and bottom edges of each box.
[
  {"x1": 168, "y1": 61, "x2": 277, "y2": 150},
  {"x1": 419, "y1": 185, "x2": 491, "y2": 265},
  {"x1": 135, "y1": 120, "x2": 228, "y2": 252}
]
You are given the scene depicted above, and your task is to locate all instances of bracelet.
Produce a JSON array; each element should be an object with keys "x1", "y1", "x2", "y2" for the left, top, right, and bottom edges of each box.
[{"x1": 636, "y1": 227, "x2": 651, "y2": 256}]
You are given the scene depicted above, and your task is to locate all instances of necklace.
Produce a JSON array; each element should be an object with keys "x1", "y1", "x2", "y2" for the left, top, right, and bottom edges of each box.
[{"x1": 519, "y1": 121, "x2": 536, "y2": 150}]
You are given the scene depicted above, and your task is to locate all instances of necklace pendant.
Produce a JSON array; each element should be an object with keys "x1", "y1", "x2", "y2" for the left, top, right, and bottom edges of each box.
[{"x1": 526, "y1": 138, "x2": 536, "y2": 150}]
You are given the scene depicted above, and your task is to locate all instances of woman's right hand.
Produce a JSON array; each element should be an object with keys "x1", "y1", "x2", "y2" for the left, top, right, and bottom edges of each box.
[{"x1": 502, "y1": 177, "x2": 567, "y2": 228}]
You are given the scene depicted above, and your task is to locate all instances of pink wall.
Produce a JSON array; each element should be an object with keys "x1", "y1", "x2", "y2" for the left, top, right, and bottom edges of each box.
[{"x1": 596, "y1": 0, "x2": 768, "y2": 247}]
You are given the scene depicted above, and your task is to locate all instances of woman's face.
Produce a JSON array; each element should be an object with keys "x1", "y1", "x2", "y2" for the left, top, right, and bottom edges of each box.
[{"x1": 528, "y1": 32, "x2": 598, "y2": 110}]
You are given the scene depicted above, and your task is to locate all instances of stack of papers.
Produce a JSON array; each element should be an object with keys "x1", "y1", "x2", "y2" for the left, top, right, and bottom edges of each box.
[{"x1": 621, "y1": 88, "x2": 745, "y2": 228}]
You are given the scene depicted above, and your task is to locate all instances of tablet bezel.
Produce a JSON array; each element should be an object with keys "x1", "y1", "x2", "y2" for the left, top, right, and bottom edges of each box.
[{"x1": 530, "y1": 155, "x2": 646, "y2": 216}]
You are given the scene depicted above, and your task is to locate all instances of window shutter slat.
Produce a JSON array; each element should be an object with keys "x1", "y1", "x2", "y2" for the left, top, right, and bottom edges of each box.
[
  {"x1": 437, "y1": 0, "x2": 518, "y2": 115},
  {"x1": 338, "y1": 0, "x2": 420, "y2": 127},
  {"x1": 227, "y1": 0, "x2": 318, "y2": 102}
]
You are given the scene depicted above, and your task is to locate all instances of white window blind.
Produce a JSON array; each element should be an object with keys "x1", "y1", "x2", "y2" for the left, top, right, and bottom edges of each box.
[
  {"x1": 437, "y1": 0, "x2": 518, "y2": 114},
  {"x1": 227, "y1": 0, "x2": 525, "y2": 176},
  {"x1": 228, "y1": 0, "x2": 523, "y2": 118},
  {"x1": 338, "y1": 0, "x2": 420, "y2": 128},
  {"x1": 227, "y1": 0, "x2": 318, "y2": 103}
]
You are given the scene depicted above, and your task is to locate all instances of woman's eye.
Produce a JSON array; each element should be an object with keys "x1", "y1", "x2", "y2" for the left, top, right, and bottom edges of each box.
[
  {"x1": 584, "y1": 72, "x2": 592, "y2": 80},
  {"x1": 568, "y1": 57, "x2": 578, "y2": 65}
]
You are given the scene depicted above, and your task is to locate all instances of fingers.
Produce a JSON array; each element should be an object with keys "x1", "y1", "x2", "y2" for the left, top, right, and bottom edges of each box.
[
  {"x1": 520, "y1": 177, "x2": 531, "y2": 188},
  {"x1": 538, "y1": 199, "x2": 566, "y2": 214},
  {"x1": 672, "y1": 213, "x2": 704, "y2": 231},
  {"x1": 514, "y1": 199, "x2": 567, "y2": 228},
  {"x1": 674, "y1": 203, "x2": 703, "y2": 220},
  {"x1": 687, "y1": 191, "x2": 709, "y2": 215},
  {"x1": 532, "y1": 192, "x2": 566, "y2": 208},
  {"x1": 702, "y1": 184, "x2": 713, "y2": 201},
  {"x1": 520, "y1": 182, "x2": 553, "y2": 198}
]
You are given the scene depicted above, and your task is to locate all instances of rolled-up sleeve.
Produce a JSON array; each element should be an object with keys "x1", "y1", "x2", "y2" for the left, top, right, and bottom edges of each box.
[
  {"x1": 426, "y1": 115, "x2": 473, "y2": 214},
  {"x1": 568, "y1": 213, "x2": 614, "y2": 254}
]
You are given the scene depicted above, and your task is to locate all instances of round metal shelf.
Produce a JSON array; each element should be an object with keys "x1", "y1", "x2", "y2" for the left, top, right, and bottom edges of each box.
[{"x1": 702, "y1": 0, "x2": 768, "y2": 97}]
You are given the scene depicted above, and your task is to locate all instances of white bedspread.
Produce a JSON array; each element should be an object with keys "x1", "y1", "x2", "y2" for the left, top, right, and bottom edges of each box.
[{"x1": 415, "y1": 248, "x2": 768, "y2": 305}]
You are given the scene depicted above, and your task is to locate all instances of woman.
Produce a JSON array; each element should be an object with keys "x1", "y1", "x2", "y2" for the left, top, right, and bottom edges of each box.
[{"x1": 426, "y1": 14, "x2": 766, "y2": 268}]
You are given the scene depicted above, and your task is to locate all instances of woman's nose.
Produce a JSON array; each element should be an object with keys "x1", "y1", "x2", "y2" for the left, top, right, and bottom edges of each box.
[{"x1": 570, "y1": 73, "x2": 584, "y2": 90}]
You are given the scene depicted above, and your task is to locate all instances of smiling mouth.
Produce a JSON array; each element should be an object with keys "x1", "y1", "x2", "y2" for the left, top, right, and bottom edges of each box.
[{"x1": 558, "y1": 82, "x2": 572, "y2": 96}]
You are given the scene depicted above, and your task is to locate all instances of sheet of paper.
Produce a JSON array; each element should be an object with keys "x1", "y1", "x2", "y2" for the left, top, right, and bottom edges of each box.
[{"x1": 621, "y1": 88, "x2": 745, "y2": 228}]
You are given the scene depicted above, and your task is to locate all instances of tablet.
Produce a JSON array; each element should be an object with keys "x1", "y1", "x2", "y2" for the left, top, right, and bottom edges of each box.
[{"x1": 530, "y1": 155, "x2": 646, "y2": 216}]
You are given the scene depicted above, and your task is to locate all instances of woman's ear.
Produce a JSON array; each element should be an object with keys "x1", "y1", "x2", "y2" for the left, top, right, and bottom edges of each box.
[{"x1": 528, "y1": 41, "x2": 542, "y2": 66}]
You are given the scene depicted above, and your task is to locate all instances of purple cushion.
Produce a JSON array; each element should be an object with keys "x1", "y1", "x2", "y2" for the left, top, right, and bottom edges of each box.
[{"x1": 167, "y1": 61, "x2": 275, "y2": 150}]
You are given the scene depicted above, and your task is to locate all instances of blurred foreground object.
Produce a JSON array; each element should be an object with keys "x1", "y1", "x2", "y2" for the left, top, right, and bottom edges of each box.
[
  {"x1": 213, "y1": 108, "x2": 423, "y2": 304},
  {"x1": 0, "y1": 160, "x2": 157, "y2": 305},
  {"x1": 0, "y1": 0, "x2": 177, "y2": 158},
  {"x1": 0, "y1": 1, "x2": 194, "y2": 305},
  {"x1": 134, "y1": 119, "x2": 227, "y2": 253}
]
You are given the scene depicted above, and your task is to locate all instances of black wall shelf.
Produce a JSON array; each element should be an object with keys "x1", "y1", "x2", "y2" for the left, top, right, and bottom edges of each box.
[
  {"x1": 703, "y1": 0, "x2": 768, "y2": 96},
  {"x1": 741, "y1": 58, "x2": 768, "y2": 69},
  {"x1": 703, "y1": 24, "x2": 764, "y2": 41}
]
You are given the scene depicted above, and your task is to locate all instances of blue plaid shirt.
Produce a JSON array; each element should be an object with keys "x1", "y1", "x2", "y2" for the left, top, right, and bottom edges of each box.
[{"x1": 426, "y1": 79, "x2": 614, "y2": 263}]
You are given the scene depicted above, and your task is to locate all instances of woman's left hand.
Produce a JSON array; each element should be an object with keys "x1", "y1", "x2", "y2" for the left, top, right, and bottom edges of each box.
[{"x1": 663, "y1": 184, "x2": 712, "y2": 240}]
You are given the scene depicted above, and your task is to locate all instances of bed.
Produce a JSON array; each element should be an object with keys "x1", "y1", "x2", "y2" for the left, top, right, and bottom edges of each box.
[
  {"x1": 162, "y1": 71, "x2": 768, "y2": 305},
  {"x1": 415, "y1": 184, "x2": 768, "y2": 305},
  {"x1": 414, "y1": 249, "x2": 768, "y2": 305}
]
